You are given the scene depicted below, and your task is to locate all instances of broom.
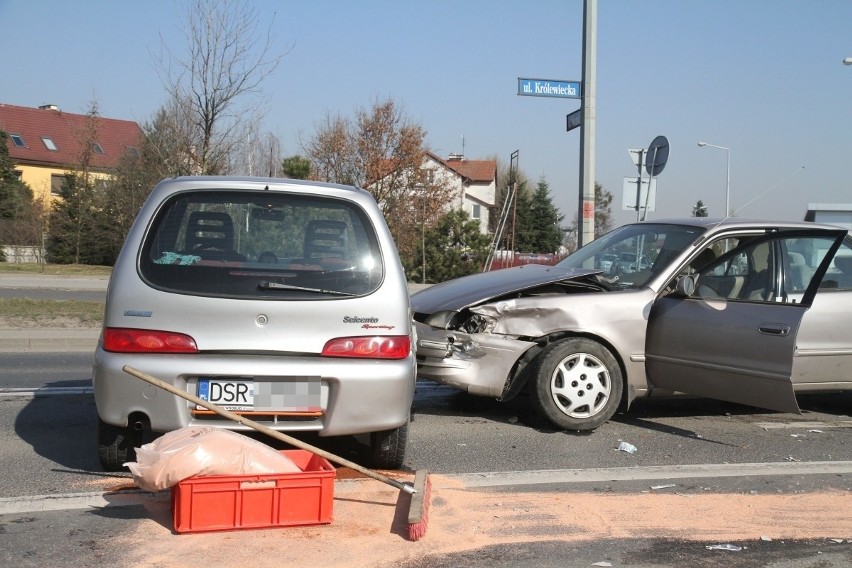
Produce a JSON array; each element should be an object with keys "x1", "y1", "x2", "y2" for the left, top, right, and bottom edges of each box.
[{"x1": 121, "y1": 365, "x2": 431, "y2": 541}]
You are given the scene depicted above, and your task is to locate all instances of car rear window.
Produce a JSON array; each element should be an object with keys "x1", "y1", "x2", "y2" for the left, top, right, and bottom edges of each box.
[{"x1": 139, "y1": 190, "x2": 383, "y2": 298}]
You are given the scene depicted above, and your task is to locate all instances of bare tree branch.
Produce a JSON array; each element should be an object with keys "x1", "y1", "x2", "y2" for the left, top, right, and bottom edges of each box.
[{"x1": 154, "y1": 0, "x2": 288, "y2": 174}]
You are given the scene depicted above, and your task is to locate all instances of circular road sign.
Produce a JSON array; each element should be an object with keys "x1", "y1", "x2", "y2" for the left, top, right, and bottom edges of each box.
[{"x1": 645, "y1": 135, "x2": 670, "y2": 176}]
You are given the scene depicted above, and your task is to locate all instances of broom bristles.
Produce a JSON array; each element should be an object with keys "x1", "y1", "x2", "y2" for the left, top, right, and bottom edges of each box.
[{"x1": 407, "y1": 470, "x2": 431, "y2": 541}]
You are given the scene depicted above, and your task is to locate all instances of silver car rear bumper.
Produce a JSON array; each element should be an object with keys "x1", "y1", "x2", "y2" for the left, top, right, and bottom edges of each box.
[{"x1": 94, "y1": 348, "x2": 415, "y2": 436}]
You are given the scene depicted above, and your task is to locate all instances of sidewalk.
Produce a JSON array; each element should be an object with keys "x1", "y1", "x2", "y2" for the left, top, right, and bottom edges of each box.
[{"x1": 0, "y1": 327, "x2": 100, "y2": 352}]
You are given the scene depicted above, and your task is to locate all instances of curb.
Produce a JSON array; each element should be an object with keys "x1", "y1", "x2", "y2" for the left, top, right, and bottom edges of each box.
[{"x1": 0, "y1": 329, "x2": 100, "y2": 353}]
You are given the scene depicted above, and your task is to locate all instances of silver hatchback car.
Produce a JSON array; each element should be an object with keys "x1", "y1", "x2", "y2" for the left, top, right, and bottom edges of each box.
[
  {"x1": 412, "y1": 218, "x2": 852, "y2": 430},
  {"x1": 94, "y1": 176, "x2": 415, "y2": 470}
]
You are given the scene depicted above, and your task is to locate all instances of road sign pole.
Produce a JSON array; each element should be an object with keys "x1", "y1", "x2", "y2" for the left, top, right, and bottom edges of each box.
[{"x1": 578, "y1": 0, "x2": 597, "y2": 247}]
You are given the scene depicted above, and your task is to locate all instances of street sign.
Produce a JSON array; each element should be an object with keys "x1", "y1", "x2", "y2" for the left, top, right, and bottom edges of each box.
[
  {"x1": 622, "y1": 177, "x2": 657, "y2": 212},
  {"x1": 645, "y1": 135, "x2": 670, "y2": 176},
  {"x1": 627, "y1": 148, "x2": 644, "y2": 168},
  {"x1": 566, "y1": 109, "x2": 582, "y2": 132},
  {"x1": 518, "y1": 78, "x2": 581, "y2": 99}
]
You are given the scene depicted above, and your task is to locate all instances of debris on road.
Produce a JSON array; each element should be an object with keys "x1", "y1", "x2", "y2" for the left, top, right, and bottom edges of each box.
[{"x1": 705, "y1": 543, "x2": 743, "y2": 551}]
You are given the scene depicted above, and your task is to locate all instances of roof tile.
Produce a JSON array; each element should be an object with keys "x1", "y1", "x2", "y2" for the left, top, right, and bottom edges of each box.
[{"x1": 0, "y1": 103, "x2": 142, "y2": 170}]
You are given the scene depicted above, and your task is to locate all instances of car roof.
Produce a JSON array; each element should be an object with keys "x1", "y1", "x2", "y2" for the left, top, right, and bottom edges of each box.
[
  {"x1": 638, "y1": 217, "x2": 847, "y2": 233},
  {"x1": 154, "y1": 175, "x2": 366, "y2": 194}
]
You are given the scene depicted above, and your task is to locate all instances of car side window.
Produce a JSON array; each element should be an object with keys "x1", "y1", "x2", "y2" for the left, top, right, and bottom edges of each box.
[
  {"x1": 813, "y1": 237, "x2": 852, "y2": 291},
  {"x1": 693, "y1": 235, "x2": 844, "y2": 305},
  {"x1": 694, "y1": 239, "x2": 774, "y2": 302}
]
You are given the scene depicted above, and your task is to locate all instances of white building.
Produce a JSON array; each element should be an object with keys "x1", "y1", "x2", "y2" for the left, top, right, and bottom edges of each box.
[
  {"x1": 422, "y1": 152, "x2": 496, "y2": 234},
  {"x1": 805, "y1": 203, "x2": 852, "y2": 232}
]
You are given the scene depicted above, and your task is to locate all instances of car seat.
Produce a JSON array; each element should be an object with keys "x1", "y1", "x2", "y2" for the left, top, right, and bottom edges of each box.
[
  {"x1": 185, "y1": 211, "x2": 245, "y2": 261},
  {"x1": 303, "y1": 220, "x2": 348, "y2": 260}
]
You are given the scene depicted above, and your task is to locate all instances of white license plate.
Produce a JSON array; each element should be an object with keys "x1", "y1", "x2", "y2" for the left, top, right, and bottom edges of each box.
[
  {"x1": 196, "y1": 378, "x2": 322, "y2": 412},
  {"x1": 197, "y1": 379, "x2": 254, "y2": 411}
]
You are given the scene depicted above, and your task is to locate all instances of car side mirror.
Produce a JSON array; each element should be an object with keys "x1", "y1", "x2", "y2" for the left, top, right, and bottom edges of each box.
[{"x1": 673, "y1": 275, "x2": 696, "y2": 297}]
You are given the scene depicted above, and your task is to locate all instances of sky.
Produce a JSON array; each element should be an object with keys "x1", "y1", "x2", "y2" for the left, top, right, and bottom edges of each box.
[{"x1": 2, "y1": 0, "x2": 851, "y2": 229}]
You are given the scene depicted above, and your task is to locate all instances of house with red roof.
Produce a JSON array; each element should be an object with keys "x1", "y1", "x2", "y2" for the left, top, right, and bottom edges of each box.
[
  {"x1": 0, "y1": 103, "x2": 142, "y2": 204},
  {"x1": 424, "y1": 152, "x2": 496, "y2": 233}
]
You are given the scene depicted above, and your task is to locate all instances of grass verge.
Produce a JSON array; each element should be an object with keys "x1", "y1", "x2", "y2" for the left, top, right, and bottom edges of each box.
[
  {"x1": 0, "y1": 263, "x2": 112, "y2": 277},
  {"x1": 0, "y1": 298, "x2": 104, "y2": 328}
]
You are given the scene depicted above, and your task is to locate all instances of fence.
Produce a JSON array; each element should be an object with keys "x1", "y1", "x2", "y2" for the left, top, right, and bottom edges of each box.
[
  {"x1": 486, "y1": 251, "x2": 566, "y2": 271},
  {"x1": 2, "y1": 245, "x2": 42, "y2": 263}
]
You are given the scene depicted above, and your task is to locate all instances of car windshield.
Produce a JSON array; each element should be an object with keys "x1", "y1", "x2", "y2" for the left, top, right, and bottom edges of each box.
[
  {"x1": 139, "y1": 190, "x2": 383, "y2": 298},
  {"x1": 557, "y1": 223, "x2": 706, "y2": 288}
]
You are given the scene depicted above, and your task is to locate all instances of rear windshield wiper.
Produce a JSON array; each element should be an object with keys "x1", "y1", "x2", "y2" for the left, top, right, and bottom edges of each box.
[{"x1": 258, "y1": 280, "x2": 355, "y2": 296}]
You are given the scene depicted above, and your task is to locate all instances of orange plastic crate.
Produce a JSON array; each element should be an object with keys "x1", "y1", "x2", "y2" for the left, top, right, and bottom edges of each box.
[{"x1": 172, "y1": 449, "x2": 336, "y2": 533}]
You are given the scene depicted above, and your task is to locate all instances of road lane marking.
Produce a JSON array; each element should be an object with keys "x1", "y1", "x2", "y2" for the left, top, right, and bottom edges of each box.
[
  {"x1": 452, "y1": 460, "x2": 852, "y2": 488},
  {"x1": 0, "y1": 490, "x2": 169, "y2": 515},
  {"x1": 754, "y1": 421, "x2": 852, "y2": 429},
  {"x1": 3, "y1": 461, "x2": 852, "y2": 515}
]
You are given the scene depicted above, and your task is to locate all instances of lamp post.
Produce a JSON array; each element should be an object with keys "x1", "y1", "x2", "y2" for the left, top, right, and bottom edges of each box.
[
  {"x1": 697, "y1": 141, "x2": 731, "y2": 217},
  {"x1": 843, "y1": 57, "x2": 852, "y2": 65}
]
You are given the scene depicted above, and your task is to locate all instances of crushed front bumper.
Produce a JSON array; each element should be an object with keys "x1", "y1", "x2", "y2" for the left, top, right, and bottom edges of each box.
[{"x1": 413, "y1": 321, "x2": 536, "y2": 398}]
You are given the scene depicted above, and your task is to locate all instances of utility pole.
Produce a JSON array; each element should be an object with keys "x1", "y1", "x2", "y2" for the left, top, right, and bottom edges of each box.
[{"x1": 578, "y1": 0, "x2": 597, "y2": 247}]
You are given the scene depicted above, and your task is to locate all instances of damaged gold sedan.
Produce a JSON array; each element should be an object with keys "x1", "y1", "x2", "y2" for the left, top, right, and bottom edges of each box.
[{"x1": 412, "y1": 218, "x2": 852, "y2": 430}]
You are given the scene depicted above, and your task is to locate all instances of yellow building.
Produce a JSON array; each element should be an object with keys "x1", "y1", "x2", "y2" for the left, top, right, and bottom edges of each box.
[{"x1": 0, "y1": 103, "x2": 142, "y2": 205}]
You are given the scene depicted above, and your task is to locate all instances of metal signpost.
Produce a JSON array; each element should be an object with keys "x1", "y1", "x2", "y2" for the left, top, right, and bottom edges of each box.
[
  {"x1": 515, "y1": 0, "x2": 597, "y2": 248},
  {"x1": 625, "y1": 136, "x2": 669, "y2": 222}
]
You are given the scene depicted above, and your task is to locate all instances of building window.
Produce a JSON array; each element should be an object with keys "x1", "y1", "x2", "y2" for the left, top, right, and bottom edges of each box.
[
  {"x1": 50, "y1": 174, "x2": 64, "y2": 196},
  {"x1": 92, "y1": 142, "x2": 105, "y2": 154},
  {"x1": 41, "y1": 137, "x2": 58, "y2": 151},
  {"x1": 471, "y1": 204, "x2": 481, "y2": 219},
  {"x1": 9, "y1": 133, "x2": 25, "y2": 147}
]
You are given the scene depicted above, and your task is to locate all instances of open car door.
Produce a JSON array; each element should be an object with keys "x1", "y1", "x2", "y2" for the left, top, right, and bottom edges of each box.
[{"x1": 645, "y1": 229, "x2": 845, "y2": 413}]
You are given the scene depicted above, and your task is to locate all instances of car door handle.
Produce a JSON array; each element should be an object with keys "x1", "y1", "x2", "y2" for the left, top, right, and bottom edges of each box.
[{"x1": 758, "y1": 323, "x2": 790, "y2": 337}]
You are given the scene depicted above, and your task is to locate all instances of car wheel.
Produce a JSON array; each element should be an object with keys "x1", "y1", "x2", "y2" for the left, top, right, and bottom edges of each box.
[
  {"x1": 368, "y1": 419, "x2": 409, "y2": 469},
  {"x1": 529, "y1": 338, "x2": 623, "y2": 431},
  {"x1": 97, "y1": 418, "x2": 137, "y2": 472}
]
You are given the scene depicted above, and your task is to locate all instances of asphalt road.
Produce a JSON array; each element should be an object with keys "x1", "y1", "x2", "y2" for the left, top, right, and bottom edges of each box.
[
  {"x1": 2, "y1": 351, "x2": 852, "y2": 567},
  {"x1": 1, "y1": 274, "x2": 851, "y2": 566}
]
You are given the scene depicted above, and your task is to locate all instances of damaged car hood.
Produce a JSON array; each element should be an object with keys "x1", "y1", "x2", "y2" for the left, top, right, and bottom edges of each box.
[{"x1": 410, "y1": 264, "x2": 601, "y2": 313}]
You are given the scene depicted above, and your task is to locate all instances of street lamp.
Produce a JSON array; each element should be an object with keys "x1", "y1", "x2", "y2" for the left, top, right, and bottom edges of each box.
[
  {"x1": 843, "y1": 57, "x2": 852, "y2": 65},
  {"x1": 697, "y1": 141, "x2": 731, "y2": 217}
]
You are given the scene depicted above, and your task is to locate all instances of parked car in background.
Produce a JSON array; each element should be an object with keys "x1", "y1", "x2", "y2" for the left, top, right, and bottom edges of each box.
[
  {"x1": 615, "y1": 252, "x2": 652, "y2": 273},
  {"x1": 412, "y1": 218, "x2": 852, "y2": 431},
  {"x1": 596, "y1": 254, "x2": 619, "y2": 272},
  {"x1": 94, "y1": 176, "x2": 416, "y2": 470}
]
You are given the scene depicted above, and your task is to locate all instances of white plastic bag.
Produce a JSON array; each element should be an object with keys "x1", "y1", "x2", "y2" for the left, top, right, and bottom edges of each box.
[{"x1": 125, "y1": 426, "x2": 301, "y2": 492}]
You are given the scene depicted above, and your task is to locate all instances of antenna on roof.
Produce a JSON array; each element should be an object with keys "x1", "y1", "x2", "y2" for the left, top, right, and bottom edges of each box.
[{"x1": 461, "y1": 135, "x2": 465, "y2": 159}]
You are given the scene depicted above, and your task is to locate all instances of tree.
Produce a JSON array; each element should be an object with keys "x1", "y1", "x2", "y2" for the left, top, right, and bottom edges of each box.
[
  {"x1": 303, "y1": 98, "x2": 453, "y2": 266},
  {"x1": 594, "y1": 182, "x2": 614, "y2": 237},
  {"x1": 0, "y1": 131, "x2": 43, "y2": 260},
  {"x1": 407, "y1": 209, "x2": 491, "y2": 283},
  {"x1": 514, "y1": 177, "x2": 563, "y2": 253},
  {"x1": 281, "y1": 155, "x2": 311, "y2": 180},
  {"x1": 692, "y1": 199, "x2": 709, "y2": 217},
  {"x1": 566, "y1": 182, "x2": 614, "y2": 252},
  {"x1": 46, "y1": 103, "x2": 122, "y2": 265},
  {"x1": 0, "y1": 131, "x2": 35, "y2": 220},
  {"x1": 491, "y1": 159, "x2": 531, "y2": 252},
  {"x1": 155, "y1": 0, "x2": 285, "y2": 174}
]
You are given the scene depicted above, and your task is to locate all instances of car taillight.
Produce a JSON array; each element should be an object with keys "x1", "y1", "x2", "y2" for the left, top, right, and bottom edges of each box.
[
  {"x1": 102, "y1": 328, "x2": 199, "y2": 353},
  {"x1": 321, "y1": 336, "x2": 411, "y2": 360}
]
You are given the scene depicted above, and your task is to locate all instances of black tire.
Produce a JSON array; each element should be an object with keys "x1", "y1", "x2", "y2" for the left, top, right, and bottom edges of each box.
[
  {"x1": 368, "y1": 419, "x2": 409, "y2": 469},
  {"x1": 97, "y1": 418, "x2": 137, "y2": 472},
  {"x1": 529, "y1": 338, "x2": 623, "y2": 431}
]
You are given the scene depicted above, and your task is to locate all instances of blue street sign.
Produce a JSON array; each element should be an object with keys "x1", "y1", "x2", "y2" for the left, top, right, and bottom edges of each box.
[{"x1": 518, "y1": 78, "x2": 581, "y2": 99}]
